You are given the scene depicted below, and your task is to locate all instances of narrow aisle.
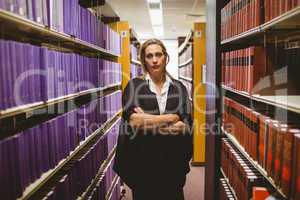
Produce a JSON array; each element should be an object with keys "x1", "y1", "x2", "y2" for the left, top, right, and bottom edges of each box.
[
  {"x1": 122, "y1": 165, "x2": 205, "y2": 200},
  {"x1": 184, "y1": 165, "x2": 205, "y2": 200}
]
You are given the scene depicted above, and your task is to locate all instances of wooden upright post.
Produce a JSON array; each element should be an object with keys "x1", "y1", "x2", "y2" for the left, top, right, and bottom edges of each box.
[
  {"x1": 109, "y1": 21, "x2": 131, "y2": 90},
  {"x1": 192, "y1": 22, "x2": 206, "y2": 165}
]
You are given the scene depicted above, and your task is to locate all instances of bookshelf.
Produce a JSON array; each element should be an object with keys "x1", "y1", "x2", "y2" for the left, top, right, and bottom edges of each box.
[
  {"x1": 130, "y1": 59, "x2": 141, "y2": 66},
  {"x1": 78, "y1": 117, "x2": 120, "y2": 199},
  {"x1": 178, "y1": 58, "x2": 193, "y2": 68},
  {"x1": 105, "y1": 176, "x2": 121, "y2": 200},
  {"x1": 0, "y1": 9, "x2": 119, "y2": 61},
  {"x1": 78, "y1": 0, "x2": 105, "y2": 8},
  {"x1": 221, "y1": 6, "x2": 300, "y2": 46},
  {"x1": 0, "y1": 1, "x2": 124, "y2": 200},
  {"x1": 204, "y1": 1, "x2": 300, "y2": 199},
  {"x1": 128, "y1": 28, "x2": 142, "y2": 78},
  {"x1": 178, "y1": 32, "x2": 193, "y2": 100},
  {"x1": 109, "y1": 21, "x2": 131, "y2": 91},
  {"x1": 222, "y1": 127, "x2": 287, "y2": 199},
  {"x1": 0, "y1": 84, "x2": 121, "y2": 140},
  {"x1": 178, "y1": 22, "x2": 206, "y2": 165},
  {"x1": 130, "y1": 43, "x2": 143, "y2": 79},
  {"x1": 178, "y1": 75, "x2": 193, "y2": 83},
  {"x1": 220, "y1": 167, "x2": 238, "y2": 200},
  {"x1": 218, "y1": 0, "x2": 300, "y2": 198},
  {"x1": 20, "y1": 111, "x2": 121, "y2": 200},
  {"x1": 223, "y1": 85, "x2": 300, "y2": 114}
]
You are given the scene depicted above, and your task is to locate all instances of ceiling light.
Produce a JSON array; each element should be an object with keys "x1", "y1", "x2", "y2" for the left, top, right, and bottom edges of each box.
[
  {"x1": 149, "y1": 9, "x2": 163, "y2": 26},
  {"x1": 147, "y1": 0, "x2": 161, "y2": 3},
  {"x1": 153, "y1": 25, "x2": 164, "y2": 37}
]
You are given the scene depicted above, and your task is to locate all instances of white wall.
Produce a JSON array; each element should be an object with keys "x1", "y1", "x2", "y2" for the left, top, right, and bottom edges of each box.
[{"x1": 163, "y1": 40, "x2": 179, "y2": 80}]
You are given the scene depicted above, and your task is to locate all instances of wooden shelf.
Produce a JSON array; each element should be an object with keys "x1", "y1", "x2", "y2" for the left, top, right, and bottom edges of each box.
[
  {"x1": 221, "y1": 6, "x2": 300, "y2": 45},
  {"x1": 252, "y1": 95, "x2": 300, "y2": 114},
  {"x1": 221, "y1": 26, "x2": 261, "y2": 45},
  {"x1": 0, "y1": 83, "x2": 121, "y2": 119},
  {"x1": 178, "y1": 58, "x2": 193, "y2": 68},
  {"x1": 222, "y1": 85, "x2": 300, "y2": 114},
  {"x1": 262, "y1": 6, "x2": 300, "y2": 30},
  {"x1": 105, "y1": 175, "x2": 120, "y2": 200},
  {"x1": 19, "y1": 111, "x2": 122, "y2": 200},
  {"x1": 79, "y1": 145, "x2": 118, "y2": 199},
  {"x1": 0, "y1": 84, "x2": 121, "y2": 140},
  {"x1": 220, "y1": 167, "x2": 238, "y2": 200},
  {"x1": 178, "y1": 31, "x2": 193, "y2": 54},
  {"x1": 130, "y1": 28, "x2": 141, "y2": 45},
  {"x1": 179, "y1": 76, "x2": 193, "y2": 83},
  {"x1": 79, "y1": 117, "x2": 121, "y2": 199},
  {"x1": 0, "y1": 9, "x2": 119, "y2": 61},
  {"x1": 222, "y1": 127, "x2": 287, "y2": 199},
  {"x1": 131, "y1": 59, "x2": 141, "y2": 66},
  {"x1": 222, "y1": 85, "x2": 250, "y2": 98}
]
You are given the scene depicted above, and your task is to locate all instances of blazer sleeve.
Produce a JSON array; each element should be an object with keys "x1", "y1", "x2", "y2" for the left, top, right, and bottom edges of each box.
[
  {"x1": 178, "y1": 82, "x2": 193, "y2": 163},
  {"x1": 178, "y1": 82, "x2": 193, "y2": 130},
  {"x1": 122, "y1": 79, "x2": 136, "y2": 122}
]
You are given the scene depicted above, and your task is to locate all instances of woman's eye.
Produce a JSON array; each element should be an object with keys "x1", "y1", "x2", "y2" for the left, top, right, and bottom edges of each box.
[
  {"x1": 146, "y1": 52, "x2": 163, "y2": 59},
  {"x1": 155, "y1": 53, "x2": 163, "y2": 58}
]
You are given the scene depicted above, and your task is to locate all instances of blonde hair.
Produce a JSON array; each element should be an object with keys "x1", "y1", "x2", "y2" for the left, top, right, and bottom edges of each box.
[{"x1": 138, "y1": 39, "x2": 170, "y2": 74}]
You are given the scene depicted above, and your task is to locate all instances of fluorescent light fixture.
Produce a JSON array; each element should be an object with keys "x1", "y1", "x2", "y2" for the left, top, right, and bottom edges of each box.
[
  {"x1": 149, "y1": 9, "x2": 163, "y2": 26},
  {"x1": 147, "y1": 0, "x2": 161, "y2": 3},
  {"x1": 153, "y1": 25, "x2": 164, "y2": 37},
  {"x1": 147, "y1": 0, "x2": 164, "y2": 37}
]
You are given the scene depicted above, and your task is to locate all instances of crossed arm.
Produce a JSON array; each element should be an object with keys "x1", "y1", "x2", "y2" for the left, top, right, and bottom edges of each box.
[{"x1": 129, "y1": 107, "x2": 190, "y2": 135}]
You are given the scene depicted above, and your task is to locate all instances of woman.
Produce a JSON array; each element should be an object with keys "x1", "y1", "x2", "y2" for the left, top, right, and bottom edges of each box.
[{"x1": 114, "y1": 39, "x2": 193, "y2": 200}]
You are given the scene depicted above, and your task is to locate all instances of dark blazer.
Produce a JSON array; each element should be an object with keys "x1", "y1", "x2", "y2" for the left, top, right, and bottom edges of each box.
[{"x1": 113, "y1": 77, "x2": 193, "y2": 189}]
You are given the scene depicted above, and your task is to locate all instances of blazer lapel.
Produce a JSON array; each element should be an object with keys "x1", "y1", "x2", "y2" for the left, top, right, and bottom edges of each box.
[
  {"x1": 139, "y1": 80, "x2": 160, "y2": 115},
  {"x1": 164, "y1": 82, "x2": 179, "y2": 114}
]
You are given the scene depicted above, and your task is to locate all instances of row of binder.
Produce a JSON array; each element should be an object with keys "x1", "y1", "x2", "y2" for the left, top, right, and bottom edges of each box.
[
  {"x1": 265, "y1": 0, "x2": 300, "y2": 22},
  {"x1": 179, "y1": 63, "x2": 192, "y2": 79},
  {"x1": 180, "y1": 79, "x2": 192, "y2": 100},
  {"x1": 221, "y1": 138, "x2": 266, "y2": 200},
  {"x1": 0, "y1": 92, "x2": 122, "y2": 200},
  {"x1": 0, "y1": 39, "x2": 121, "y2": 111},
  {"x1": 219, "y1": 178, "x2": 236, "y2": 200},
  {"x1": 223, "y1": 97, "x2": 260, "y2": 160},
  {"x1": 0, "y1": 0, "x2": 47, "y2": 24},
  {"x1": 221, "y1": 0, "x2": 300, "y2": 40},
  {"x1": 223, "y1": 96, "x2": 300, "y2": 198},
  {"x1": 222, "y1": 46, "x2": 267, "y2": 94},
  {"x1": 91, "y1": 175, "x2": 121, "y2": 200},
  {"x1": 0, "y1": 0, "x2": 121, "y2": 54},
  {"x1": 130, "y1": 63, "x2": 143, "y2": 79},
  {"x1": 179, "y1": 44, "x2": 192, "y2": 65},
  {"x1": 221, "y1": 0, "x2": 262, "y2": 40},
  {"x1": 130, "y1": 44, "x2": 138, "y2": 61},
  {"x1": 34, "y1": 122, "x2": 120, "y2": 200}
]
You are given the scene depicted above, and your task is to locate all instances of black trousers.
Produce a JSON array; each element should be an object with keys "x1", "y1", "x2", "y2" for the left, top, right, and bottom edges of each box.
[{"x1": 132, "y1": 185, "x2": 184, "y2": 200}]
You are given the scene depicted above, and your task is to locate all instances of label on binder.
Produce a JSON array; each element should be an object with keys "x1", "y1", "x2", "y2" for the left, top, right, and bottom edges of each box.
[
  {"x1": 202, "y1": 64, "x2": 206, "y2": 84},
  {"x1": 195, "y1": 31, "x2": 202, "y2": 38},
  {"x1": 26, "y1": 110, "x2": 34, "y2": 119},
  {"x1": 121, "y1": 31, "x2": 128, "y2": 38}
]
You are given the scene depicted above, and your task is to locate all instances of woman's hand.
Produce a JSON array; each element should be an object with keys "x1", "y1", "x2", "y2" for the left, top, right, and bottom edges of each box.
[
  {"x1": 134, "y1": 107, "x2": 144, "y2": 114},
  {"x1": 129, "y1": 107, "x2": 180, "y2": 129},
  {"x1": 158, "y1": 121, "x2": 188, "y2": 135}
]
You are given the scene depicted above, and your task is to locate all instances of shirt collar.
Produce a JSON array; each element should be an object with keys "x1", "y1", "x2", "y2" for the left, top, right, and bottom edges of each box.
[
  {"x1": 145, "y1": 73, "x2": 173, "y2": 84},
  {"x1": 145, "y1": 73, "x2": 173, "y2": 95}
]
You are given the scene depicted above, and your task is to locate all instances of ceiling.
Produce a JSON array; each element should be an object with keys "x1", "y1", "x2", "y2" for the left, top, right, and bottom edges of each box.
[{"x1": 100, "y1": 0, "x2": 206, "y2": 40}]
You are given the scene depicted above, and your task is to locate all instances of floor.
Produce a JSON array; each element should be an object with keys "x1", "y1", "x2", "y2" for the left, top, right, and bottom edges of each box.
[{"x1": 121, "y1": 165, "x2": 205, "y2": 200}]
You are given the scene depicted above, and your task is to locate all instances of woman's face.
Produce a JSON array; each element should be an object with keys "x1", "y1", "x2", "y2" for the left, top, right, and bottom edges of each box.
[{"x1": 144, "y1": 44, "x2": 166, "y2": 78}]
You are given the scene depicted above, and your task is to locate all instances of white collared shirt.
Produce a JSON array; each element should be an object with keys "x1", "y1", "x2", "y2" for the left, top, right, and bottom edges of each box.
[{"x1": 145, "y1": 73, "x2": 173, "y2": 114}]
